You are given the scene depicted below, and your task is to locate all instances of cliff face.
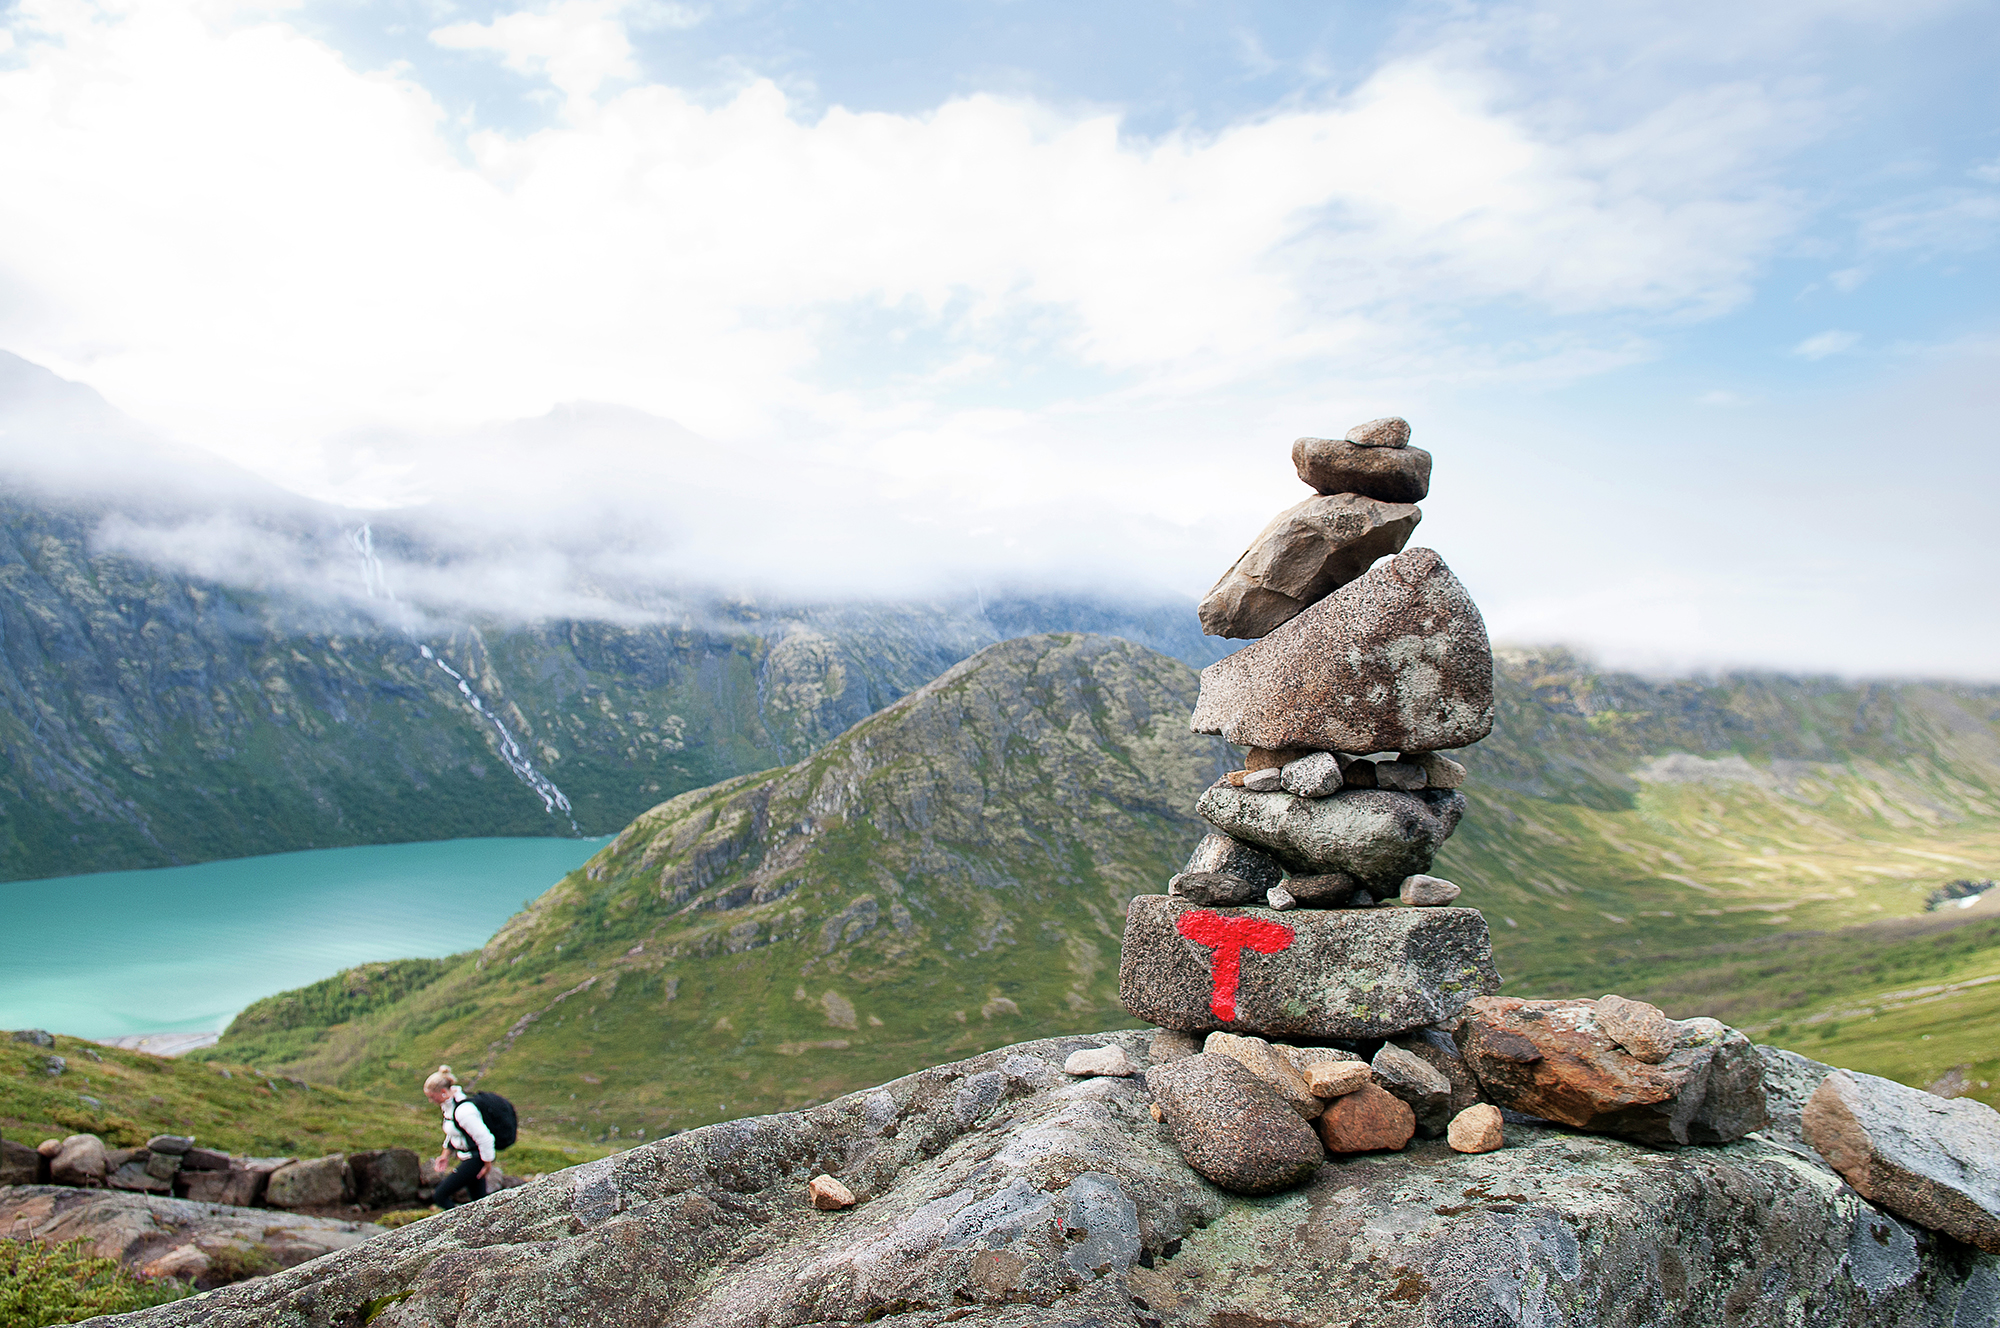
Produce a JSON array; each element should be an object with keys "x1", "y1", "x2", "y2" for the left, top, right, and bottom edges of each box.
[{"x1": 0, "y1": 488, "x2": 1219, "y2": 880}]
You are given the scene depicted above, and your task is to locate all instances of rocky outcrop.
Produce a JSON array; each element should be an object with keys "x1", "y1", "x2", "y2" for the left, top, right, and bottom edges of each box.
[
  {"x1": 89, "y1": 1033, "x2": 2000, "y2": 1327},
  {"x1": 1456, "y1": 995, "x2": 1768, "y2": 1147},
  {"x1": 1804, "y1": 1069, "x2": 2000, "y2": 1253},
  {"x1": 0, "y1": 1185, "x2": 381, "y2": 1292}
]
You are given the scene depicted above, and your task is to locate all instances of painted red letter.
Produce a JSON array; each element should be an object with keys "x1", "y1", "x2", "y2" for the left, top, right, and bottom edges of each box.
[{"x1": 1174, "y1": 909, "x2": 1294, "y2": 1021}]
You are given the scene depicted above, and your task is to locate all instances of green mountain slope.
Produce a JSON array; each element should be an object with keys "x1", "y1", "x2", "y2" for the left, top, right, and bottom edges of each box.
[
  {"x1": 201, "y1": 633, "x2": 1233, "y2": 1140},
  {"x1": 206, "y1": 637, "x2": 2000, "y2": 1133},
  {"x1": 0, "y1": 487, "x2": 1215, "y2": 881}
]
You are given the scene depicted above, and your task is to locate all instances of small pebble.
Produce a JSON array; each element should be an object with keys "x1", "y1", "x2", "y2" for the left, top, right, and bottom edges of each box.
[
  {"x1": 808, "y1": 1175, "x2": 857, "y2": 1209},
  {"x1": 1064, "y1": 1045, "x2": 1139, "y2": 1078},
  {"x1": 1303, "y1": 1061, "x2": 1372, "y2": 1098},
  {"x1": 1447, "y1": 1103, "x2": 1504, "y2": 1154},
  {"x1": 1243, "y1": 766, "x2": 1284, "y2": 792},
  {"x1": 1399, "y1": 875, "x2": 1461, "y2": 907},
  {"x1": 1266, "y1": 884, "x2": 1297, "y2": 911}
]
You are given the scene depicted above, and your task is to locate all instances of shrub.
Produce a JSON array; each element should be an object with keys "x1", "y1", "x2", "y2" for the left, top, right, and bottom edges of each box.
[
  {"x1": 375, "y1": 1208, "x2": 438, "y2": 1229},
  {"x1": 0, "y1": 1238, "x2": 193, "y2": 1327}
]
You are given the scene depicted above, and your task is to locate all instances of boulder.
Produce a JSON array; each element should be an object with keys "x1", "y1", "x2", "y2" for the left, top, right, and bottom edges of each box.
[
  {"x1": 1062, "y1": 1045, "x2": 1138, "y2": 1078},
  {"x1": 266, "y1": 1155, "x2": 352, "y2": 1209},
  {"x1": 1175, "y1": 832, "x2": 1283, "y2": 903},
  {"x1": 1147, "y1": 1053, "x2": 1325, "y2": 1195},
  {"x1": 181, "y1": 1147, "x2": 233, "y2": 1173},
  {"x1": 1279, "y1": 750, "x2": 1343, "y2": 797},
  {"x1": 75, "y1": 1031, "x2": 1999, "y2": 1327},
  {"x1": 1344, "y1": 416, "x2": 1410, "y2": 448},
  {"x1": 1372, "y1": 1043, "x2": 1453, "y2": 1136},
  {"x1": 1119, "y1": 896, "x2": 1499, "y2": 1039},
  {"x1": 1195, "y1": 784, "x2": 1466, "y2": 890},
  {"x1": 1315, "y1": 1083, "x2": 1415, "y2": 1153},
  {"x1": 109, "y1": 1162, "x2": 172, "y2": 1194},
  {"x1": 0, "y1": 1184, "x2": 378, "y2": 1289},
  {"x1": 349, "y1": 1149, "x2": 422, "y2": 1209},
  {"x1": 1399, "y1": 874, "x2": 1461, "y2": 906},
  {"x1": 1456, "y1": 997, "x2": 1768, "y2": 1147},
  {"x1": 11, "y1": 1029, "x2": 54, "y2": 1047},
  {"x1": 1597, "y1": 994, "x2": 1678, "y2": 1064},
  {"x1": 1198, "y1": 494, "x2": 1422, "y2": 639},
  {"x1": 1803, "y1": 1069, "x2": 2000, "y2": 1253},
  {"x1": 51, "y1": 1134, "x2": 108, "y2": 1187},
  {"x1": 181, "y1": 1168, "x2": 265, "y2": 1207},
  {"x1": 1447, "y1": 1104, "x2": 1505, "y2": 1154},
  {"x1": 1201, "y1": 1033, "x2": 1323, "y2": 1119},
  {"x1": 1292, "y1": 435, "x2": 1433, "y2": 503},
  {"x1": 1190, "y1": 548, "x2": 1493, "y2": 754},
  {"x1": 2, "y1": 1138, "x2": 47, "y2": 1185}
]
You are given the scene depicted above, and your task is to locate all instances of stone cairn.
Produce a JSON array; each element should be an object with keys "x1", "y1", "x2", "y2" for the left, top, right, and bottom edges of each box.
[{"x1": 1088, "y1": 418, "x2": 1772, "y2": 1197}]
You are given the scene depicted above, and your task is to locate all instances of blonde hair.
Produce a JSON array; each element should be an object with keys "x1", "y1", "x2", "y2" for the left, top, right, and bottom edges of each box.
[{"x1": 423, "y1": 1065, "x2": 458, "y2": 1095}]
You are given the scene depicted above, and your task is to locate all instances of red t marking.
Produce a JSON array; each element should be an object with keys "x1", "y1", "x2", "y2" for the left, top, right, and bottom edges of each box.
[{"x1": 1175, "y1": 909, "x2": 1294, "y2": 1021}]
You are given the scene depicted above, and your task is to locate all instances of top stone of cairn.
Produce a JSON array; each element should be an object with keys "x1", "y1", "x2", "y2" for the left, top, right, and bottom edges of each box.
[{"x1": 1344, "y1": 417, "x2": 1410, "y2": 448}]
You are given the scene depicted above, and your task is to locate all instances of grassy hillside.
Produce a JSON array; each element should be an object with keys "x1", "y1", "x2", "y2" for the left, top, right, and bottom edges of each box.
[
  {"x1": 0, "y1": 1032, "x2": 609, "y2": 1175},
  {"x1": 200, "y1": 638, "x2": 2000, "y2": 1132},
  {"x1": 199, "y1": 633, "x2": 1232, "y2": 1142}
]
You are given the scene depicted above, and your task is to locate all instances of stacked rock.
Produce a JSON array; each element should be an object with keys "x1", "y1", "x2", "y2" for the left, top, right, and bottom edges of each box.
[
  {"x1": 1111, "y1": 418, "x2": 1770, "y2": 1195},
  {"x1": 1117, "y1": 418, "x2": 1505, "y2": 1192}
]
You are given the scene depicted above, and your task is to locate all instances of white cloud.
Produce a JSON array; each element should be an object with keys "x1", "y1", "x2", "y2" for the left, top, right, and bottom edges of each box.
[
  {"x1": 432, "y1": 0, "x2": 645, "y2": 103},
  {"x1": 0, "y1": 0, "x2": 1814, "y2": 503},
  {"x1": 1793, "y1": 329, "x2": 1859, "y2": 359}
]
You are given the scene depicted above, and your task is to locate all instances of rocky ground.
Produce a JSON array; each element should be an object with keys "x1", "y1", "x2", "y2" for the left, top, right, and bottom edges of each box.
[{"x1": 80, "y1": 1031, "x2": 2000, "y2": 1327}]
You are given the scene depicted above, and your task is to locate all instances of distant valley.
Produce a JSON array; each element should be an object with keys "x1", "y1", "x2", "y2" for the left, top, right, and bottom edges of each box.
[{"x1": 186, "y1": 634, "x2": 2000, "y2": 1142}]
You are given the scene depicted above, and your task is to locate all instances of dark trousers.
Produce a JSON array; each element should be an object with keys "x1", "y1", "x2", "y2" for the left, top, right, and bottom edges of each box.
[{"x1": 434, "y1": 1156, "x2": 487, "y2": 1208}]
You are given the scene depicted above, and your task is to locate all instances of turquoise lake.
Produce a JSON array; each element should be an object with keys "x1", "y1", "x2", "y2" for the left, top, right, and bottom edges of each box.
[{"x1": 0, "y1": 837, "x2": 608, "y2": 1038}]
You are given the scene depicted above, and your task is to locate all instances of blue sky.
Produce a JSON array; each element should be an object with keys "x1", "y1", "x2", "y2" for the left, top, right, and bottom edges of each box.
[{"x1": 0, "y1": 0, "x2": 1995, "y2": 675}]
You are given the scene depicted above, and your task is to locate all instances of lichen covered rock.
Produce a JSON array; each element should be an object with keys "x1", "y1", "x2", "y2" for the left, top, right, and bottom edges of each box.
[{"x1": 92, "y1": 1033, "x2": 1998, "y2": 1328}]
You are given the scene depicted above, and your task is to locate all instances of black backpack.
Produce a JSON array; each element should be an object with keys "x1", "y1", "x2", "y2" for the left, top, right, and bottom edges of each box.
[{"x1": 464, "y1": 1091, "x2": 518, "y2": 1152}]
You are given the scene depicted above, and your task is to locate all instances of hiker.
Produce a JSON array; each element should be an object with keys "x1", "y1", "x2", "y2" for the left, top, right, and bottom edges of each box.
[{"x1": 424, "y1": 1064, "x2": 500, "y2": 1207}]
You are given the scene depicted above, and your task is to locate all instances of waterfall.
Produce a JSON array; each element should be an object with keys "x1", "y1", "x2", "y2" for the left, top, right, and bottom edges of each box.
[
  {"x1": 344, "y1": 523, "x2": 579, "y2": 830},
  {"x1": 421, "y1": 645, "x2": 579, "y2": 830}
]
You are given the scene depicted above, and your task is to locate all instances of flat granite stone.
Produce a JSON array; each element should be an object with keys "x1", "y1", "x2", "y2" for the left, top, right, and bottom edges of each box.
[
  {"x1": 1293, "y1": 434, "x2": 1433, "y2": 503},
  {"x1": 1190, "y1": 547, "x2": 1494, "y2": 755},
  {"x1": 1195, "y1": 783, "x2": 1465, "y2": 890},
  {"x1": 1119, "y1": 895, "x2": 1499, "y2": 1039},
  {"x1": 1197, "y1": 493, "x2": 1422, "y2": 639},
  {"x1": 91, "y1": 1031, "x2": 2000, "y2": 1328},
  {"x1": 1804, "y1": 1068, "x2": 2000, "y2": 1253}
]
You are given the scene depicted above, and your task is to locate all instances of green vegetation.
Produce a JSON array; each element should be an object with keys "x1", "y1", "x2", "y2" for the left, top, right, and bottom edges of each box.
[
  {"x1": 0, "y1": 1238, "x2": 192, "y2": 1326},
  {"x1": 0, "y1": 1033, "x2": 610, "y2": 1170},
  {"x1": 193, "y1": 637, "x2": 2000, "y2": 1135}
]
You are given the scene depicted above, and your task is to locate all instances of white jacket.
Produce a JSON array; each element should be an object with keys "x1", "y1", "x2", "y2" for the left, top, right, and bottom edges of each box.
[{"x1": 441, "y1": 1088, "x2": 497, "y2": 1162}]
